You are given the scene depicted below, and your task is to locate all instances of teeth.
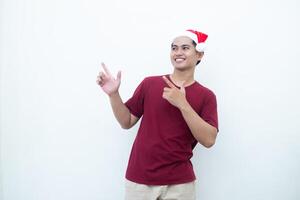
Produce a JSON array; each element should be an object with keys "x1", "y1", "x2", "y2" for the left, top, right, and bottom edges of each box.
[{"x1": 175, "y1": 58, "x2": 185, "y2": 62}]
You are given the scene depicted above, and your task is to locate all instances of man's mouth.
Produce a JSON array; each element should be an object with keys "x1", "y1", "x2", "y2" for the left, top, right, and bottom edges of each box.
[{"x1": 175, "y1": 58, "x2": 185, "y2": 62}]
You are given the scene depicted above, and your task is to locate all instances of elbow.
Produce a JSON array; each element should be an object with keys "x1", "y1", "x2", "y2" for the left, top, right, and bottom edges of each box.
[
  {"x1": 121, "y1": 123, "x2": 131, "y2": 129},
  {"x1": 120, "y1": 113, "x2": 137, "y2": 130},
  {"x1": 120, "y1": 117, "x2": 132, "y2": 129},
  {"x1": 203, "y1": 140, "x2": 215, "y2": 148},
  {"x1": 198, "y1": 136, "x2": 215, "y2": 148},
  {"x1": 120, "y1": 120, "x2": 134, "y2": 129},
  {"x1": 202, "y1": 128, "x2": 218, "y2": 148}
]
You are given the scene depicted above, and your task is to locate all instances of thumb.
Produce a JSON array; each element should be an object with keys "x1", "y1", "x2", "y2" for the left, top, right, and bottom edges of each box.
[
  {"x1": 180, "y1": 81, "x2": 186, "y2": 93},
  {"x1": 180, "y1": 85, "x2": 185, "y2": 93},
  {"x1": 116, "y1": 70, "x2": 122, "y2": 81}
]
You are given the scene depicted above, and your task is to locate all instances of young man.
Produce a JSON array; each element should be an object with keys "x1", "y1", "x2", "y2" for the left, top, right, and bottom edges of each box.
[{"x1": 96, "y1": 29, "x2": 218, "y2": 200}]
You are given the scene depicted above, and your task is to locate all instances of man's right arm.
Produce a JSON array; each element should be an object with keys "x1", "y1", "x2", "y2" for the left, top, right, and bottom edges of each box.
[
  {"x1": 109, "y1": 92, "x2": 139, "y2": 129},
  {"x1": 96, "y1": 63, "x2": 139, "y2": 129}
]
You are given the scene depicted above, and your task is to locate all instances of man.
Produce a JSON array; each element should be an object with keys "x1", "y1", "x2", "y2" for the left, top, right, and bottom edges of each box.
[{"x1": 96, "y1": 29, "x2": 218, "y2": 200}]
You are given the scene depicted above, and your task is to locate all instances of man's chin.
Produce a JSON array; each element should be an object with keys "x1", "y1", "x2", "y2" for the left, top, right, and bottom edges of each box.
[
  {"x1": 173, "y1": 63, "x2": 196, "y2": 71},
  {"x1": 173, "y1": 65, "x2": 189, "y2": 71}
]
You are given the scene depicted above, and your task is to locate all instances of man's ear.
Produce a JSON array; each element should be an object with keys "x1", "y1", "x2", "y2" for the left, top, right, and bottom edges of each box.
[{"x1": 197, "y1": 51, "x2": 204, "y2": 61}]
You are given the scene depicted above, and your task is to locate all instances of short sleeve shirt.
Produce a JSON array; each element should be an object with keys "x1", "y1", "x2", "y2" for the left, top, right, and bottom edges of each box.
[{"x1": 125, "y1": 75, "x2": 218, "y2": 185}]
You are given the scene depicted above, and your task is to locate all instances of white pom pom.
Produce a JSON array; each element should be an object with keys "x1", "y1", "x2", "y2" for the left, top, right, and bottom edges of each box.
[{"x1": 196, "y1": 43, "x2": 206, "y2": 52}]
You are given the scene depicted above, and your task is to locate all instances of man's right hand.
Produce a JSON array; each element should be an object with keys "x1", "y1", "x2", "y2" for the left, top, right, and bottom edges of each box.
[{"x1": 96, "y1": 62, "x2": 121, "y2": 96}]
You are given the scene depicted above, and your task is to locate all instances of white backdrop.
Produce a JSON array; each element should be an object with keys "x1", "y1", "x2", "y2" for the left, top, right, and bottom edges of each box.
[{"x1": 1, "y1": 0, "x2": 300, "y2": 199}]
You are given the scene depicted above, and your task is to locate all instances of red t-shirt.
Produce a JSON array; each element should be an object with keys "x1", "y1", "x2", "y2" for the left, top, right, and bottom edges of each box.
[{"x1": 125, "y1": 75, "x2": 218, "y2": 185}]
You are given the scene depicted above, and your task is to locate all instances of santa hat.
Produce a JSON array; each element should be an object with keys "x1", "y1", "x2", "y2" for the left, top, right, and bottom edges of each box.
[{"x1": 174, "y1": 29, "x2": 208, "y2": 52}]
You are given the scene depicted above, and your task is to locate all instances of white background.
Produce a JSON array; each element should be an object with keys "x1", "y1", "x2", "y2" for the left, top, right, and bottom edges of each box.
[{"x1": 1, "y1": 0, "x2": 300, "y2": 199}]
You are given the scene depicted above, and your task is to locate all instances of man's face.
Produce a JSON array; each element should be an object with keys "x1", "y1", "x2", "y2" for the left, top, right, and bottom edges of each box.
[{"x1": 170, "y1": 36, "x2": 203, "y2": 70}]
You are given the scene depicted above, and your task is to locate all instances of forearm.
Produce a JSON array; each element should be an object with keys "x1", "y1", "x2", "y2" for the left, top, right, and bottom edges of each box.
[
  {"x1": 179, "y1": 101, "x2": 218, "y2": 148},
  {"x1": 109, "y1": 92, "x2": 131, "y2": 129}
]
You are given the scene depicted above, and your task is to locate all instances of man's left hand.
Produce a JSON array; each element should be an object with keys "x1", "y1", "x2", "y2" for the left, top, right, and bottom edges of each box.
[{"x1": 162, "y1": 76, "x2": 188, "y2": 109}]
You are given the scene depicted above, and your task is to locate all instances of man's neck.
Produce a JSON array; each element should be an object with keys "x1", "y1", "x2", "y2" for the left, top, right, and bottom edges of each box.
[{"x1": 170, "y1": 69, "x2": 195, "y2": 87}]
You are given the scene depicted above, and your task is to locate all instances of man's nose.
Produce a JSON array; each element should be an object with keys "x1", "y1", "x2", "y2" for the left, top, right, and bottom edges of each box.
[{"x1": 175, "y1": 49, "x2": 183, "y2": 55}]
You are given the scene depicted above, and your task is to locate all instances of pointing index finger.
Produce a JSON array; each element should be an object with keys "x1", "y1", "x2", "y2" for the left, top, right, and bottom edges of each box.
[
  {"x1": 101, "y1": 62, "x2": 112, "y2": 76},
  {"x1": 163, "y1": 76, "x2": 176, "y2": 88}
]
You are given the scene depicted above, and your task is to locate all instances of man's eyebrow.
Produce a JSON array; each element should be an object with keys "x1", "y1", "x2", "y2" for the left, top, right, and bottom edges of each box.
[
  {"x1": 181, "y1": 44, "x2": 192, "y2": 47},
  {"x1": 171, "y1": 44, "x2": 192, "y2": 47}
]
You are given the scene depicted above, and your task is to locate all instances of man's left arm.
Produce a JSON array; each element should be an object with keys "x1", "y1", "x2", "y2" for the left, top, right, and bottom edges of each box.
[
  {"x1": 179, "y1": 102, "x2": 218, "y2": 148},
  {"x1": 162, "y1": 76, "x2": 218, "y2": 148}
]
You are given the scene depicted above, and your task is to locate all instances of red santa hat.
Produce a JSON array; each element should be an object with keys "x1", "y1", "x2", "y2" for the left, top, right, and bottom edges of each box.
[{"x1": 174, "y1": 29, "x2": 208, "y2": 52}]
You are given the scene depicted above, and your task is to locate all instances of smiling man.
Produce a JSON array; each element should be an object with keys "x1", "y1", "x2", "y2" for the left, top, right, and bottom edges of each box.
[{"x1": 97, "y1": 29, "x2": 219, "y2": 200}]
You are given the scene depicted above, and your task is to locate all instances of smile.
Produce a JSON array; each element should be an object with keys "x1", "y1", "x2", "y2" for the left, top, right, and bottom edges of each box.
[{"x1": 175, "y1": 58, "x2": 185, "y2": 62}]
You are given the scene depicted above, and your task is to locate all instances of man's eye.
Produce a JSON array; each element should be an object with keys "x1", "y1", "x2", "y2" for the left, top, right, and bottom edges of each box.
[{"x1": 183, "y1": 47, "x2": 189, "y2": 50}]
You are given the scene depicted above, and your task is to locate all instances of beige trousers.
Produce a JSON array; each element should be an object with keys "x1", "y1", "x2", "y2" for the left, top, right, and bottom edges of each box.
[{"x1": 125, "y1": 179, "x2": 196, "y2": 200}]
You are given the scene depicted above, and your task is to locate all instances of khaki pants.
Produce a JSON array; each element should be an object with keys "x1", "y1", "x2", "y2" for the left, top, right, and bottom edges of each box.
[{"x1": 125, "y1": 179, "x2": 196, "y2": 200}]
